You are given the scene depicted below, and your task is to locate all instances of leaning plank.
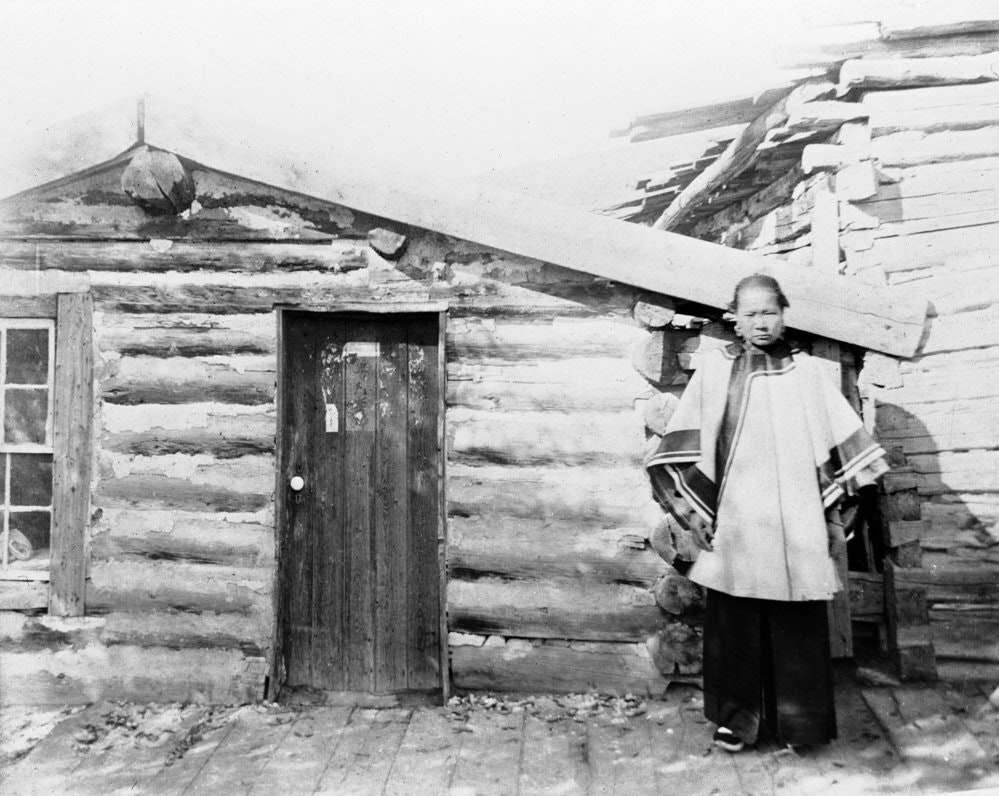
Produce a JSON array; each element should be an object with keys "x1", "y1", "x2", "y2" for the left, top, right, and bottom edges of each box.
[
  {"x1": 840, "y1": 52, "x2": 999, "y2": 93},
  {"x1": 447, "y1": 577, "x2": 666, "y2": 641},
  {"x1": 652, "y1": 84, "x2": 817, "y2": 231},
  {"x1": 50, "y1": 293, "x2": 93, "y2": 616},
  {"x1": 143, "y1": 96, "x2": 927, "y2": 356},
  {"x1": 862, "y1": 687, "x2": 990, "y2": 770},
  {"x1": 451, "y1": 639, "x2": 677, "y2": 695}
]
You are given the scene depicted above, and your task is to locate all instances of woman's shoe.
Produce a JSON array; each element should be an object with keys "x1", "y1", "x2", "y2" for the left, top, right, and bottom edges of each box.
[{"x1": 713, "y1": 726, "x2": 745, "y2": 752}]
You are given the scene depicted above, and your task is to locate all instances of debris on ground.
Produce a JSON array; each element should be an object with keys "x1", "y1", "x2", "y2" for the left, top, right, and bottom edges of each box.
[
  {"x1": 0, "y1": 705, "x2": 84, "y2": 768},
  {"x1": 444, "y1": 690, "x2": 686, "y2": 725}
]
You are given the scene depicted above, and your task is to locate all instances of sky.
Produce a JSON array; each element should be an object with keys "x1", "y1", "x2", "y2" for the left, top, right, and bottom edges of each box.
[{"x1": 0, "y1": 0, "x2": 823, "y2": 177}]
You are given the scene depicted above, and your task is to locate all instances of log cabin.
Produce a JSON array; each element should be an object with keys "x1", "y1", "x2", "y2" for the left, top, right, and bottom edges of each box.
[
  {"x1": 488, "y1": 5, "x2": 999, "y2": 682},
  {"x1": 0, "y1": 91, "x2": 928, "y2": 705}
]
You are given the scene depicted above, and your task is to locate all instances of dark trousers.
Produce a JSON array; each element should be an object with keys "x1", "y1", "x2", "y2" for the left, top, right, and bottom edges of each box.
[{"x1": 703, "y1": 589, "x2": 837, "y2": 747}]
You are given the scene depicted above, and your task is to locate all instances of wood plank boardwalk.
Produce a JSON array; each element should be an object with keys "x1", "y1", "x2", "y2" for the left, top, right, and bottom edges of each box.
[{"x1": 4, "y1": 670, "x2": 999, "y2": 795}]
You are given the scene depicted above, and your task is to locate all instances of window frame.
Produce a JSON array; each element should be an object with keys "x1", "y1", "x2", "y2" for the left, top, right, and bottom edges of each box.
[
  {"x1": 1, "y1": 317, "x2": 56, "y2": 579},
  {"x1": 0, "y1": 293, "x2": 93, "y2": 616}
]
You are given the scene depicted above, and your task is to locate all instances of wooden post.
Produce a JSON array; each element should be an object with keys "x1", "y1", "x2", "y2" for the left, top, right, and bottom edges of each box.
[
  {"x1": 884, "y1": 560, "x2": 937, "y2": 681},
  {"x1": 811, "y1": 174, "x2": 841, "y2": 273},
  {"x1": 49, "y1": 292, "x2": 93, "y2": 617},
  {"x1": 812, "y1": 339, "x2": 852, "y2": 658}
]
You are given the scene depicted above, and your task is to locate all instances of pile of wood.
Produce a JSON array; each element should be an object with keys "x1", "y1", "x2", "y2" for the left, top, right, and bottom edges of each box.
[{"x1": 627, "y1": 14, "x2": 999, "y2": 679}]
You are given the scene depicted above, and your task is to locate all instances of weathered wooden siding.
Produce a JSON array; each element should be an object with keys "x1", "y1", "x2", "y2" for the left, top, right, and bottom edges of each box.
[{"x1": 0, "y1": 156, "x2": 695, "y2": 700}]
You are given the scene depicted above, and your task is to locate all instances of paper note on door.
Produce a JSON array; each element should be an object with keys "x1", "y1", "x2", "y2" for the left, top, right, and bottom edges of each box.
[
  {"x1": 343, "y1": 341, "x2": 378, "y2": 357},
  {"x1": 325, "y1": 403, "x2": 339, "y2": 433}
]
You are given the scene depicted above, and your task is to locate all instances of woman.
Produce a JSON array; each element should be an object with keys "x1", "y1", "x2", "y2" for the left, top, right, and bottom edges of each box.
[{"x1": 646, "y1": 274, "x2": 888, "y2": 752}]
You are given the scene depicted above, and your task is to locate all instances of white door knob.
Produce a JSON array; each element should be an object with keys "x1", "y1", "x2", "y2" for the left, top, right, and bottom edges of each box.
[{"x1": 289, "y1": 475, "x2": 305, "y2": 491}]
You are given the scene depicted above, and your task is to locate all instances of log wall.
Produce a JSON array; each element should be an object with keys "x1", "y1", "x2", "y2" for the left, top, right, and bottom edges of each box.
[{"x1": 0, "y1": 159, "x2": 693, "y2": 700}]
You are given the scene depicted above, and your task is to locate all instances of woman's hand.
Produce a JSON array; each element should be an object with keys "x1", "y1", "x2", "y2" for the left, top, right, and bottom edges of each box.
[{"x1": 689, "y1": 515, "x2": 715, "y2": 552}]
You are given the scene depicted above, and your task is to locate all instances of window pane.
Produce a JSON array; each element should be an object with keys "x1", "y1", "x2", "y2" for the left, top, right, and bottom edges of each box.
[
  {"x1": 7, "y1": 511, "x2": 50, "y2": 562},
  {"x1": 6, "y1": 329, "x2": 50, "y2": 385},
  {"x1": 4, "y1": 389, "x2": 48, "y2": 444},
  {"x1": 10, "y1": 453, "x2": 53, "y2": 507}
]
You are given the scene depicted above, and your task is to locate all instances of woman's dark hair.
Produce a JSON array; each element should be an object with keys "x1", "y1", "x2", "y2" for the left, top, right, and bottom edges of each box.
[{"x1": 728, "y1": 273, "x2": 790, "y2": 313}]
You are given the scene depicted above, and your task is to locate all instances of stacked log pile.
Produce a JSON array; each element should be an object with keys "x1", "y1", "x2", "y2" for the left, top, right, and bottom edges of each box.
[{"x1": 665, "y1": 34, "x2": 999, "y2": 679}]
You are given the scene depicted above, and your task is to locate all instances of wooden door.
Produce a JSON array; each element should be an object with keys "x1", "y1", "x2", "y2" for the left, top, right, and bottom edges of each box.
[{"x1": 277, "y1": 311, "x2": 442, "y2": 693}]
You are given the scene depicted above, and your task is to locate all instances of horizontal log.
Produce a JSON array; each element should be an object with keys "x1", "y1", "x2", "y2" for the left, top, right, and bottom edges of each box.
[
  {"x1": 845, "y1": 220, "x2": 999, "y2": 276},
  {"x1": 863, "y1": 79, "x2": 999, "y2": 110},
  {"x1": 104, "y1": 425, "x2": 276, "y2": 460},
  {"x1": 450, "y1": 639, "x2": 685, "y2": 694},
  {"x1": 95, "y1": 507, "x2": 271, "y2": 538},
  {"x1": 873, "y1": 127, "x2": 999, "y2": 168},
  {"x1": 92, "y1": 529, "x2": 272, "y2": 568},
  {"x1": 0, "y1": 196, "x2": 354, "y2": 243},
  {"x1": 82, "y1": 277, "x2": 626, "y2": 318},
  {"x1": 86, "y1": 560, "x2": 270, "y2": 616},
  {"x1": 0, "y1": 294, "x2": 58, "y2": 318},
  {"x1": 100, "y1": 612, "x2": 269, "y2": 653},
  {"x1": 448, "y1": 517, "x2": 666, "y2": 587},
  {"x1": 448, "y1": 577, "x2": 664, "y2": 641},
  {"x1": 839, "y1": 52, "x2": 999, "y2": 93},
  {"x1": 102, "y1": 401, "x2": 274, "y2": 433},
  {"x1": 785, "y1": 28, "x2": 996, "y2": 69},
  {"x1": 101, "y1": 355, "x2": 276, "y2": 405},
  {"x1": 868, "y1": 157, "x2": 999, "y2": 204},
  {"x1": 98, "y1": 314, "x2": 276, "y2": 357},
  {"x1": 893, "y1": 566, "x2": 999, "y2": 605},
  {"x1": 447, "y1": 464, "x2": 662, "y2": 527},
  {"x1": 0, "y1": 646, "x2": 263, "y2": 705},
  {"x1": 104, "y1": 451, "x2": 273, "y2": 487},
  {"x1": 849, "y1": 207, "x2": 999, "y2": 244},
  {"x1": 917, "y1": 307, "x2": 999, "y2": 355},
  {"x1": 448, "y1": 409, "x2": 644, "y2": 467},
  {"x1": 95, "y1": 474, "x2": 271, "y2": 513},
  {"x1": 446, "y1": 362, "x2": 647, "y2": 412},
  {"x1": 447, "y1": 318, "x2": 642, "y2": 362},
  {"x1": 880, "y1": 365, "x2": 999, "y2": 404},
  {"x1": 848, "y1": 189, "x2": 999, "y2": 233},
  {"x1": 870, "y1": 103, "x2": 999, "y2": 137},
  {"x1": 0, "y1": 580, "x2": 48, "y2": 610}
]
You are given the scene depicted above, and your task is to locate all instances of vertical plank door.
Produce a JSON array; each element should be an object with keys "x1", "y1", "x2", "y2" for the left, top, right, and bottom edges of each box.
[{"x1": 278, "y1": 312, "x2": 442, "y2": 694}]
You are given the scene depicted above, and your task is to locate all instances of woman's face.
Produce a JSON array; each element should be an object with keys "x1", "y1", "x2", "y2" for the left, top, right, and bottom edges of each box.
[{"x1": 734, "y1": 286, "x2": 784, "y2": 346}]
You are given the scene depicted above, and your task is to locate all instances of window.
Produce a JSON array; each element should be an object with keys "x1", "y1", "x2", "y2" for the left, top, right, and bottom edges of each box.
[{"x1": 1, "y1": 320, "x2": 55, "y2": 580}]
